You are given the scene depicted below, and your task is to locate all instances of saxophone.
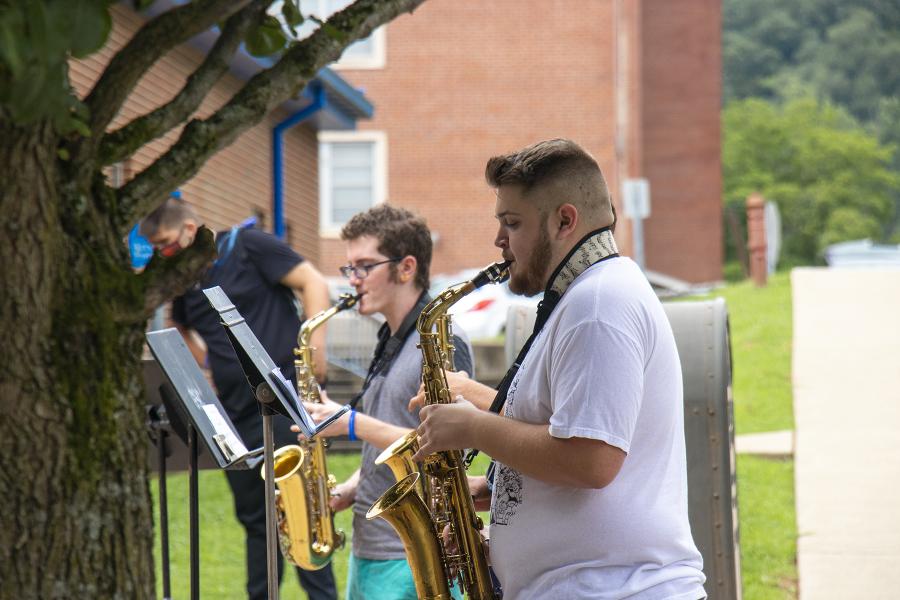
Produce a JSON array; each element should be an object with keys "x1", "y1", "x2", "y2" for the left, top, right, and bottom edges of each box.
[
  {"x1": 367, "y1": 261, "x2": 509, "y2": 600},
  {"x1": 261, "y1": 293, "x2": 360, "y2": 570}
]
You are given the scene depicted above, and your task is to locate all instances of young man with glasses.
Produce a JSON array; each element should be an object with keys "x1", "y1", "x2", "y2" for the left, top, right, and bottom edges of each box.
[
  {"x1": 301, "y1": 204, "x2": 472, "y2": 600},
  {"x1": 139, "y1": 197, "x2": 338, "y2": 600}
]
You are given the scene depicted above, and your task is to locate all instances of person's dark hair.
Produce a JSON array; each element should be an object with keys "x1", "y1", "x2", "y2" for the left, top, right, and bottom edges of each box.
[
  {"x1": 341, "y1": 204, "x2": 432, "y2": 290},
  {"x1": 139, "y1": 197, "x2": 198, "y2": 238},
  {"x1": 485, "y1": 138, "x2": 614, "y2": 226}
]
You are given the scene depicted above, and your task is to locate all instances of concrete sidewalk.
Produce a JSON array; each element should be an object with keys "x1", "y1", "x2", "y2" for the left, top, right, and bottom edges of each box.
[
  {"x1": 735, "y1": 429, "x2": 793, "y2": 456},
  {"x1": 792, "y1": 268, "x2": 900, "y2": 599}
]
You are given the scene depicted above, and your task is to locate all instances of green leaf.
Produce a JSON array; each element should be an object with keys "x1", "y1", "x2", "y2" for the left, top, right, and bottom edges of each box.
[
  {"x1": 67, "y1": 0, "x2": 112, "y2": 58},
  {"x1": 25, "y1": 1, "x2": 50, "y2": 63},
  {"x1": 0, "y1": 16, "x2": 24, "y2": 77},
  {"x1": 69, "y1": 115, "x2": 92, "y2": 137},
  {"x1": 245, "y1": 18, "x2": 287, "y2": 57},
  {"x1": 282, "y1": 0, "x2": 304, "y2": 31},
  {"x1": 57, "y1": 147, "x2": 70, "y2": 160}
]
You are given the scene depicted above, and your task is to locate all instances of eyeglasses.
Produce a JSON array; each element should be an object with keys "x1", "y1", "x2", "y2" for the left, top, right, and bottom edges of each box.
[{"x1": 339, "y1": 258, "x2": 402, "y2": 280}]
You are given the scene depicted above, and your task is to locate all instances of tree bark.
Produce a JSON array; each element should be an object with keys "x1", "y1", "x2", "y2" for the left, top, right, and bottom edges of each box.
[
  {"x1": 0, "y1": 2, "x2": 431, "y2": 596},
  {"x1": 0, "y1": 119, "x2": 155, "y2": 598}
]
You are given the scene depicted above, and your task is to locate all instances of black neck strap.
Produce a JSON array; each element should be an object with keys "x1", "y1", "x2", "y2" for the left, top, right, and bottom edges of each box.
[{"x1": 349, "y1": 291, "x2": 431, "y2": 410}]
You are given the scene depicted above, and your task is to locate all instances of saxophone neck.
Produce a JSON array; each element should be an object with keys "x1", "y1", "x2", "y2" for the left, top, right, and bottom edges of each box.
[
  {"x1": 297, "y1": 293, "x2": 361, "y2": 348},
  {"x1": 416, "y1": 260, "x2": 510, "y2": 335}
]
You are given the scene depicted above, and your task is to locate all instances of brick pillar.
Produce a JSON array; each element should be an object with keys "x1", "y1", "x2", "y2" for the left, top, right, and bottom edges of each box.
[{"x1": 746, "y1": 193, "x2": 767, "y2": 287}]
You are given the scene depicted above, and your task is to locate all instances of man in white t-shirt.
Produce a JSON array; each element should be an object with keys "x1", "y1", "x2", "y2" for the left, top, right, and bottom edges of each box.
[{"x1": 411, "y1": 139, "x2": 706, "y2": 599}]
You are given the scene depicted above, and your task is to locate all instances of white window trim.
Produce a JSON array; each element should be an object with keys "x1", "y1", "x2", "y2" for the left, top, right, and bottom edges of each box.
[
  {"x1": 288, "y1": 1, "x2": 386, "y2": 70},
  {"x1": 332, "y1": 27, "x2": 386, "y2": 70},
  {"x1": 318, "y1": 130, "x2": 388, "y2": 238}
]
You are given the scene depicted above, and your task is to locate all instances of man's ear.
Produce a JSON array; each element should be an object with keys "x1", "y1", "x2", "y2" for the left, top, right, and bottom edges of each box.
[
  {"x1": 399, "y1": 255, "x2": 418, "y2": 282},
  {"x1": 555, "y1": 203, "x2": 579, "y2": 240}
]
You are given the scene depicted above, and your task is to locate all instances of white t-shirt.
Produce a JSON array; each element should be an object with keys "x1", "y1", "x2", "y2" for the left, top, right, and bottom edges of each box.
[{"x1": 489, "y1": 257, "x2": 705, "y2": 599}]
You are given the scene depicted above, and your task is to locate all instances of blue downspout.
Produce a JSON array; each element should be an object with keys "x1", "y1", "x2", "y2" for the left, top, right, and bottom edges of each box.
[{"x1": 272, "y1": 84, "x2": 326, "y2": 238}]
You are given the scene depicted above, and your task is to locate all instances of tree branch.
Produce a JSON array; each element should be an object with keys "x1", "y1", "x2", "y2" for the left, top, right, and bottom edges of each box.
[
  {"x1": 124, "y1": 226, "x2": 217, "y2": 323},
  {"x1": 80, "y1": 0, "x2": 251, "y2": 160},
  {"x1": 99, "y1": 1, "x2": 267, "y2": 167},
  {"x1": 116, "y1": 0, "x2": 428, "y2": 234}
]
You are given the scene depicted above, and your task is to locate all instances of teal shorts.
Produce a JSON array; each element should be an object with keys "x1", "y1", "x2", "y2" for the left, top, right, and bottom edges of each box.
[{"x1": 346, "y1": 554, "x2": 463, "y2": 600}]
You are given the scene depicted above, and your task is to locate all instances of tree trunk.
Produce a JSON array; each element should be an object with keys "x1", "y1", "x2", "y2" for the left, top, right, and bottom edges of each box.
[{"x1": 0, "y1": 119, "x2": 155, "y2": 598}]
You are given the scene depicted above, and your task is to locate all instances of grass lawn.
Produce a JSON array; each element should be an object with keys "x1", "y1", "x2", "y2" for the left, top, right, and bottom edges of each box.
[
  {"x1": 151, "y1": 272, "x2": 797, "y2": 598},
  {"x1": 687, "y1": 270, "x2": 797, "y2": 598},
  {"x1": 694, "y1": 271, "x2": 794, "y2": 435},
  {"x1": 150, "y1": 449, "x2": 493, "y2": 599},
  {"x1": 735, "y1": 456, "x2": 797, "y2": 599}
]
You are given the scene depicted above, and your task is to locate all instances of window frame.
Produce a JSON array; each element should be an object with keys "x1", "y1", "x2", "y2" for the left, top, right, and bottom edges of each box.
[
  {"x1": 331, "y1": 27, "x2": 386, "y2": 70},
  {"x1": 318, "y1": 130, "x2": 388, "y2": 237},
  {"x1": 297, "y1": 0, "x2": 386, "y2": 69}
]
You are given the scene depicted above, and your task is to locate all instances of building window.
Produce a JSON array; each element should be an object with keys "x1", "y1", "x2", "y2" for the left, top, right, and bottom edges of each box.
[
  {"x1": 319, "y1": 131, "x2": 387, "y2": 235},
  {"x1": 282, "y1": 0, "x2": 386, "y2": 69}
]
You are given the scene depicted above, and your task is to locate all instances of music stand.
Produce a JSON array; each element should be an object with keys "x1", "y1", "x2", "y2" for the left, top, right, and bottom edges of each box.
[
  {"x1": 146, "y1": 329, "x2": 263, "y2": 600},
  {"x1": 202, "y1": 285, "x2": 349, "y2": 600}
]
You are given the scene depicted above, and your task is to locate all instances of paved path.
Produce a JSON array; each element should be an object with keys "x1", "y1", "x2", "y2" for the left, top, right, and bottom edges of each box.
[
  {"x1": 734, "y1": 429, "x2": 793, "y2": 456},
  {"x1": 792, "y1": 268, "x2": 900, "y2": 599}
]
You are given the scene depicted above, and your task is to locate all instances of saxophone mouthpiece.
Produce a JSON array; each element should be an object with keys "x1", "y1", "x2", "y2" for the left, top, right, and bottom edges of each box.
[
  {"x1": 472, "y1": 260, "x2": 511, "y2": 289},
  {"x1": 337, "y1": 293, "x2": 362, "y2": 310}
]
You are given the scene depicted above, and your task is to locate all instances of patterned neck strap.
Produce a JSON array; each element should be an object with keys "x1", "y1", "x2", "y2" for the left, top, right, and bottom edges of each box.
[
  {"x1": 546, "y1": 227, "x2": 618, "y2": 299},
  {"x1": 464, "y1": 227, "x2": 618, "y2": 468}
]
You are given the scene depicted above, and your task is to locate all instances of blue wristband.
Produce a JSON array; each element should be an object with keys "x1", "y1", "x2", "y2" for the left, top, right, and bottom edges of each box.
[{"x1": 348, "y1": 409, "x2": 357, "y2": 442}]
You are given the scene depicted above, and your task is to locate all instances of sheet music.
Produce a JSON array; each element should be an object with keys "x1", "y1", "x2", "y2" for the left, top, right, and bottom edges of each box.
[{"x1": 202, "y1": 404, "x2": 249, "y2": 458}]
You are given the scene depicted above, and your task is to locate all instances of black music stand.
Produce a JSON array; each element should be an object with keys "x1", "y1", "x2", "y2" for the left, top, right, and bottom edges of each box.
[
  {"x1": 202, "y1": 285, "x2": 349, "y2": 600},
  {"x1": 146, "y1": 329, "x2": 263, "y2": 600}
]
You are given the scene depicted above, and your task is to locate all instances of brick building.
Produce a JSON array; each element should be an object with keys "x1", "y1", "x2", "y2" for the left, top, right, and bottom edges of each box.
[
  {"x1": 319, "y1": 0, "x2": 723, "y2": 284},
  {"x1": 71, "y1": 0, "x2": 722, "y2": 285},
  {"x1": 68, "y1": 3, "x2": 372, "y2": 266}
]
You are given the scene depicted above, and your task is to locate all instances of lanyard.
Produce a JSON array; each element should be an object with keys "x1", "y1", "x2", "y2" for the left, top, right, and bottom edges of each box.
[{"x1": 348, "y1": 291, "x2": 431, "y2": 410}]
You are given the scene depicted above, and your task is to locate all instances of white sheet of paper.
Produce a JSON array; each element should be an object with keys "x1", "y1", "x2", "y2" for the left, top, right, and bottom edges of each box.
[{"x1": 202, "y1": 404, "x2": 249, "y2": 458}]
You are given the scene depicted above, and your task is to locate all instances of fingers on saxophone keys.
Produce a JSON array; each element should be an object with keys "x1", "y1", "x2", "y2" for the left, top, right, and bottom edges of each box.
[{"x1": 412, "y1": 428, "x2": 430, "y2": 462}]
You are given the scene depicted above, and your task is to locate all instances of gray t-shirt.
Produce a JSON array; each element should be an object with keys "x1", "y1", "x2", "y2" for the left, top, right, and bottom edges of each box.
[{"x1": 351, "y1": 328, "x2": 473, "y2": 560}]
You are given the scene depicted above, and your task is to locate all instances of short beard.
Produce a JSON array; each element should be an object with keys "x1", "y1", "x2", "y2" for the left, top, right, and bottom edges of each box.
[{"x1": 509, "y1": 218, "x2": 552, "y2": 297}]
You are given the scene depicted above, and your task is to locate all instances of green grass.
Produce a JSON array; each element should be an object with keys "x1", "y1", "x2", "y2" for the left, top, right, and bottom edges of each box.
[
  {"x1": 685, "y1": 270, "x2": 797, "y2": 598},
  {"x1": 687, "y1": 271, "x2": 794, "y2": 435},
  {"x1": 150, "y1": 450, "x2": 493, "y2": 599},
  {"x1": 736, "y1": 456, "x2": 798, "y2": 599},
  {"x1": 151, "y1": 274, "x2": 798, "y2": 599},
  {"x1": 150, "y1": 453, "x2": 360, "y2": 599}
]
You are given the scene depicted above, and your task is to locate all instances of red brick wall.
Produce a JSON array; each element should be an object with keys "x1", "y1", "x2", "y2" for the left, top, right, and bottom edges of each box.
[
  {"x1": 73, "y1": 2, "x2": 723, "y2": 284},
  {"x1": 323, "y1": 0, "x2": 722, "y2": 283},
  {"x1": 640, "y1": 0, "x2": 723, "y2": 283},
  {"x1": 69, "y1": 5, "x2": 321, "y2": 263},
  {"x1": 323, "y1": 0, "x2": 619, "y2": 277}
]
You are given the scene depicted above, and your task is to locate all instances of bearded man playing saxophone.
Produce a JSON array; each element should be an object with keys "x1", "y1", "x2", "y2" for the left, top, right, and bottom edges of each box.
[{"x1": 411, "y1": 139, "x2": 707, "y2": 600}]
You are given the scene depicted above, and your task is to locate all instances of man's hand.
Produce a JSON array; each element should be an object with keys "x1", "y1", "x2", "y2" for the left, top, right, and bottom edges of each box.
[
  {"x1": 468, "y1": 475, "x2": 491, "y2": 512},
  {"x1": 441, "y1": 520, "x2": 491, "y2": 575},
  {"x1": 329, "y1": 479, "x2": 356, "y2": 512},
  {"x1": 291, "y1": 390, "x2": 349, "y2": 439},
  {"x1": 408, "y1": 370, "x2": 471, "y2": 412},
  {"x1": 412, "y1": 396, "x2": 481, "y2": 461}
]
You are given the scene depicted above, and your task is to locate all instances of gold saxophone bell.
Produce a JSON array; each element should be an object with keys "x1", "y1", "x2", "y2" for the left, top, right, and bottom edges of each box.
[
  {"x1": 374, "y1": 429, "x2": 426, "y2": 501},
  {"x1": 266, "y1": 445, "x2": 342, "y2": 570},
  {"x1": 366, "y1": 473, "x2": 453, "y2": 600},
  {"x1": 367, "y1": 261, "x2": 509, "y2": 600}
]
